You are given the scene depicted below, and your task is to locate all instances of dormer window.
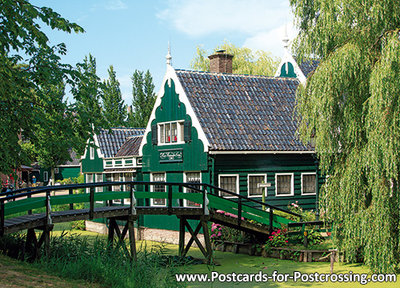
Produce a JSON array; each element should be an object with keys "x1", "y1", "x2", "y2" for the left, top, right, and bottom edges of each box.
[{"x1": 158, "y1": 121, "x2": 184, "y2": 145}]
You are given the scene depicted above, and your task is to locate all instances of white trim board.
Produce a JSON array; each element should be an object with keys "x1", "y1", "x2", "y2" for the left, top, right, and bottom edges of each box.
[{"x1": 139, "y1": 64, "x2": 210, "y2": 155}]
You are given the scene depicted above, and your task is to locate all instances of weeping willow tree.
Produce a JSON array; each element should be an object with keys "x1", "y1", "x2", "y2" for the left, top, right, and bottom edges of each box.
[{"x1": 290, "y1": 0, "x2": 400, "y2": 272}]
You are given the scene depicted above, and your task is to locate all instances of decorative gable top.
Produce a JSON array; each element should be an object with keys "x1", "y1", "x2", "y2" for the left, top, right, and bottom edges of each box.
[
  {"x1": 115, "y1": 136, "x2": 143, "y2": 157},
  {"x1": 175, "y1": 69, "x2": 311, "y2": 152},
  {"x1": 97, "y1": 128, "x2": 145, "y2": 158}
]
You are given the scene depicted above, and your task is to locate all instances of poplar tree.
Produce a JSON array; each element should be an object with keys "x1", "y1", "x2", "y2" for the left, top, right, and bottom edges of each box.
[
  {"x1": 101, "y1": 65, "x2": 127, "y2": 127},
  {"x1": 127, "y1": 70, "x2": 156, "y2": 128},
  {"x1": 191, "y1": 41, "x2": 279, "y2": 76},
  {"x1": 71, "y1": 54, "x2": 106, "y2": 153},
  {"x1": 290, "y1": 0, "x2": 400, "y2": 272}
]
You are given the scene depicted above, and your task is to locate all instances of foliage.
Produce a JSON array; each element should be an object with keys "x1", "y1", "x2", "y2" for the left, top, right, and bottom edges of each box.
[
  {"x1": 0, "y1": 0, "x2": 83, "y2": 175},
  {"x1": 268, "y1": 229, "x2": 289, "y2": 247},
  {"x1": 289, "y1": 230, "x2": 324, "y2": 247},
  {"x1": 70, "y1": 220, "x2": 85, "y2": 231},
  {"x1": 127, "y1": 70, "x2": 156, "y2": 128},
  {"x1": 101, "y1": 65, "x2": 127, "y2": 127},
  {"x1": 290, "y1": 0, "x2": 400, "y2": 272},
  {"x1": 288, "y1": 201, "x2": 316, "y2": 222},
  {"x1": 32, "y1": 233, "x2": 184, "y2": 288},
  {"x1": 71, "y1": 54, "x2": 107, "y2": 154},
  {"x1": 190, "y1": 40, "x2": 279, "y2": 76}
]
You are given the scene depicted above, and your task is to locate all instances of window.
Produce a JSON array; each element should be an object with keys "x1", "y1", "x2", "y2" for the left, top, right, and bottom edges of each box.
[
  {"x1": 43, "y1": 171, "x2": 49, "y2": 182},
  {"x1": 151, "y1": 173, "x2": 166, "y2": 206},
  {"x1": 275, "y1": 173, "x2": 294, "y2": 196},
  {"x1": 184, "y1": 172, "x2": 201, "y2": 207},
  {"x1": 248, "y1": 174, "x2": 267, "y2": 197},
  {"x1": 112, "y1": 173, "x2": 122, "y2": 192},
  {"x1": 86, "y1": 173, "x2": 93, "y2": 193},
  {"x1": 124, "y1": 173, "x2": 133, "y2": 192},
  {"x1": 54, "y1": 168, "x2": 59, "y2": 174},
  {"x1": 302, "y1": 173, "x2": 316, "y2": 195},
  {"x1": 218, "y1": 175, "x2": 239, "y2": 198},
  {"x1": 158, "y1": 121, "x2": 184, "y2": 145},
  {"x1": 95, "y1": 173, "x2": 103, "y2": 192},
  {"x1": 90, "y1": 146, "x2": 95, "y2": 160}
]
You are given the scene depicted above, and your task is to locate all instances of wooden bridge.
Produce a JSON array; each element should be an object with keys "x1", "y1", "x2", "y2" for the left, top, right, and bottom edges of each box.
[{"x1": 0, "y1": 181, "x2": 300, "y2": 262}]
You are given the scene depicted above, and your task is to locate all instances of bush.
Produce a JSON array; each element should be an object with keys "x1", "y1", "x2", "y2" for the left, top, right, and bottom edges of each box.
[{"x1": 288, "y1": 201, "x2": 316, "y2": 222}]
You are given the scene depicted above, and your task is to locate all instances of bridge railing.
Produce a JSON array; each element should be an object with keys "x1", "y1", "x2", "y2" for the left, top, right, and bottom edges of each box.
[{"x1": 0, "y1": 181, "x2": 300, "y2": 236}]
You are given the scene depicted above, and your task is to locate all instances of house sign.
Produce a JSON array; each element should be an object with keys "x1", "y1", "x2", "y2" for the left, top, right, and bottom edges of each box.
[{"x1": 159, "y1": 148, "x2": 183, "y2": 163}]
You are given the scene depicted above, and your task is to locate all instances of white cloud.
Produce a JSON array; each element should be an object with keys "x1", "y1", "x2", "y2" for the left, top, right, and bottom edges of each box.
[
  {"x1": 105, "y1": 0, "x2": 128, "y2": 11},
  {"x1": 157, "y1": 0, "x2": 295, "y2": 56},
  {"x1": 243, "y1": 22, "x2": 297, "y2": 57}
]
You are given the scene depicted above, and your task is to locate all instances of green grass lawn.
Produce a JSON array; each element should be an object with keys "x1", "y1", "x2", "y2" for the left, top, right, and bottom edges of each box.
[
  {"x1": 2, "y1": 224, "x2": 398, "y2": 288},
  {"x1": 172, "y1": 246, "x2": 399, "y2": 288}
]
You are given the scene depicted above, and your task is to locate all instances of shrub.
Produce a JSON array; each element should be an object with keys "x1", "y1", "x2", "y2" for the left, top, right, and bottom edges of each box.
[{"x1": 288, "y1": 201, "x2": 316, "y2": 222}]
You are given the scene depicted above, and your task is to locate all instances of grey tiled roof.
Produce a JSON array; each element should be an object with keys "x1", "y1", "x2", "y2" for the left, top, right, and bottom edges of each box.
[
  {"x1": 115, "y1": 136, "x2": 143, "y2": 157},
  {"x1": 298, "y1": 59, "x2": 319, "y2": 78},
  {"x1": 175, "y1": 70, "x2": 310, "y2": 151},
  {"x1": 97, "y1": 128, "x2": 145, "y2": 158},
  {"x1": 63, "y1": 149, "x2": 80, "y2": 166}
]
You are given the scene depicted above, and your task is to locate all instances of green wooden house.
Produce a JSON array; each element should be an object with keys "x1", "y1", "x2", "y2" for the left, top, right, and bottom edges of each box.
[
  {"x1": 81, "y1": 128, "x2": 144, "y2": 196},
  {"x1": 39, "y1": 149, "x2": 81, "y2": 185},
  {"x1": 137, "y1": 50, "x2": 321, "y2": 231}
]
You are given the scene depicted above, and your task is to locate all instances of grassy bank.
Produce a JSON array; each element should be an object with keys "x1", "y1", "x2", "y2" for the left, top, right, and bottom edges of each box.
[{"x1": 1, "y1": 225, "x2": 398, "y2": 288}]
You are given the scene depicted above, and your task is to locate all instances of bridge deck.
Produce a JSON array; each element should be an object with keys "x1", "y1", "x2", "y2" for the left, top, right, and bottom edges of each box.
[{"x1": 3, "y1": 206, "x2": 204, "y2": 235}]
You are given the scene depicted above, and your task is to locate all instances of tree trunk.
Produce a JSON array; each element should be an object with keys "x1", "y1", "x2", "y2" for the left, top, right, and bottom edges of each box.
[{"x1": 51, "y1": 168, "x2": 55, "y2": 186}]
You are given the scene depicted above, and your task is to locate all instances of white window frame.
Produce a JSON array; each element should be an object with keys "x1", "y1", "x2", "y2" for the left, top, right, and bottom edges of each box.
[
  {"x1": 301, "y1": 172, "x2": 317, "y2": 195},
  {"x1": 218, "y1": 174, "x2": 240, "y2": 198},
  {"x1": 183, "y1": 171, "x2": 202, "y2": 207},
  {"x1": 54, "y1": 168, "x2": 59, "y2": 174},
  {"x1": 247, "y1": 174, "x2": 267, "y2": 198},
  {"x1": 90, "y1": 146, "x2": 95, "y2": 160},
  {"x1": 275, "y1": 173, "x2": 294, "y2": 197},
  {"x1": 158, "y1": 120, "x2": 185, "y2": 146},
  {"x1": 43, "y1": 171, "x2": 49, "y2": 182},
  {"x1": 86, "y1": 173, "x2": 93, "y2": 193},
  {"x1": 95, "y1": 173, "x2": 103, "y2": 193},
  {"x1": 150, "y1": 172, "x2": 166, "y2": 207}
]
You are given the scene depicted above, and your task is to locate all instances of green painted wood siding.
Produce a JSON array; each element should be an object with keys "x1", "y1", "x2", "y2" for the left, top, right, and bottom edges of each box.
[
  {"x1": 81, "y1": 144, "x2": 104, "y2": 173},
  {"x1": 213, "y1": 154, "x2": 320, "y2": 211},
  {"x1": 141, "y1": 79, "x2": 208, "y2": 173}
]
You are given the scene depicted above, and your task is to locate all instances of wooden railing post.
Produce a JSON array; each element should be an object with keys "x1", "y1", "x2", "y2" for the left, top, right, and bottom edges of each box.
[
  {"x1": 269, "y1": 208, "x2": 274, "y2": 235},
  {"x1": 237, "y1": 197, "x2": 242, "y2": 227},
  {"x1": 28, "y1": 193, "x2": 32, "y2": 215},
  {"x1": 167, "y1": 184, "x2": 172, "y2": 215},
  {"x1": 129, "y1": 185, "x2": 136, "y2": 216},
  {"x1": 69, "y1": 188, "x2": 74, "y2": 210},
  {"x1": 89, "y1": 186, "x2": 95, "y2": 220},
  {"x1": 145, "y1": 184, "x2": 149, "y2": 206},
  {"x1": 45, "y1": 191, "x2": 52, "y2": 226},
  {"x1": 203, "y1": 189, "x2": 209, "y2": 216},
  {"x1": 178, "y1": 185, "x2": 183, "y2": 207},
  {"x1": 0, "y1": 200, "x2": 4, "y2": 236}
]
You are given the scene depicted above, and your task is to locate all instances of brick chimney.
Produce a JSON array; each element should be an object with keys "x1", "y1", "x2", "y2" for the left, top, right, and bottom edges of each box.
[{"x1": 208, "y1": 50, "x2": 234, "y2": 74}]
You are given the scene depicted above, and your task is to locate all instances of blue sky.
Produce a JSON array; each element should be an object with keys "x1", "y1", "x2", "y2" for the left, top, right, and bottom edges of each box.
[{"x1": 31, "y1": 0, "x2": 295, "y2": 104}]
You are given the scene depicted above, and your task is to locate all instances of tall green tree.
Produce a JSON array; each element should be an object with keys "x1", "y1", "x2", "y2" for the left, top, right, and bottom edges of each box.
[
  {"x1": 191, "y1": 41, "x2": 279, "y2": 76},
  {"x1": 34, "y1": 83, "x2": 78, "y2": 185},
  {"x1": 290, "y1": 0, "x2": 400, "y2": 272},
  {"x1": 127, "y1": 70, "x2": 156, "y2": 128},
  {"x1": 101, "y1": 65, "x2": 127, "y2": 127},
  {"x1": 71, "y1": 54, "x2": 106, "y2": 154},
  {"x1": 0, "y1": 0, "x2": 83, "y2": 176}
]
